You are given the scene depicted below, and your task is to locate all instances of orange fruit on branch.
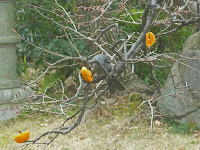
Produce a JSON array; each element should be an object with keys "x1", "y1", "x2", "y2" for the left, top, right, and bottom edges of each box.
[
  {"x1": 80, "y1": 66, "x2": 93, "y2": 82},
  {"x1": 14, "y1": 130, "x2": 30, "y2": 143},
  {"x1": 146, "y1": 31, "x2": 155, "y2": 47}
]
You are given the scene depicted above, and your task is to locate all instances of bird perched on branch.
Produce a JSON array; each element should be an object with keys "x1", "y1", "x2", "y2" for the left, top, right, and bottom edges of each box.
[{"x1": 91, "y1": 54, "x2": 125, "y2": 94}]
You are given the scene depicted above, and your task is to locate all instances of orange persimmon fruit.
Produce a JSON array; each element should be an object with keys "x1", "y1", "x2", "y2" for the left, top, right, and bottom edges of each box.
[
  {"x1": 80, "y1": 66, "x2": 93, "y2": 82},
  {"x1": 14, "y1": 130, "x2": 30, "y2": 143},
  {"x1": 146, "y1": 31, "x2": 155, "y2": 47}
]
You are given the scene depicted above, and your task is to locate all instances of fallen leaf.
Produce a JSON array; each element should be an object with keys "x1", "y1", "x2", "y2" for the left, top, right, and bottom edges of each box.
[{"x1": 80, "y1": 137, "x2": 85, "y2": 140}]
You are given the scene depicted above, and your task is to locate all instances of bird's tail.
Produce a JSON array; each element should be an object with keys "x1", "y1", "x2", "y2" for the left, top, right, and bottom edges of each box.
[{"x1": 107, "y1": 77, "x2": 125, "y2": 94}]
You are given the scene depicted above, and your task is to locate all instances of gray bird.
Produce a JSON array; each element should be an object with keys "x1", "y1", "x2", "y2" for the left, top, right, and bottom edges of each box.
[{"x1": 91, "y1": 54, "x2": 125, "y2": 94}]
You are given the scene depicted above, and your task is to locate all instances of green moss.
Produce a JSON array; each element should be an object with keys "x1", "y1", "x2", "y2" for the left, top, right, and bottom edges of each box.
[
  {"x1": 67, "y1": 106, "x2": 79, "y2": 118},
  {"x1": 0, "y1": 135, "x2": 11, "y2": 147},
  {"x1": 0, "y1": 122, "x2": 16, "y2": 148},
  {"x1": 108, "y1": 95, "x2": 143, "y2": 118},
  {"x1": 166, "y1": 119, "x2": 200, "y2": 134},
  {"x1": 129, "y1": 93, "x2": 142, "y2": 102}
]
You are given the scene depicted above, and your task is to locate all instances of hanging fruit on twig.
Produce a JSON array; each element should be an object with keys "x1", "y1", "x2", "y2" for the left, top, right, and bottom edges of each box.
[
  {"x1": 80, "y1": 66, "x2": 93, "y2": 82},
  {"x1": 14, "y1": 130, "x2": 30, "y2": 143},
  {"x1": 146, "y1": 31, "x2": 155, "y2": 47}
]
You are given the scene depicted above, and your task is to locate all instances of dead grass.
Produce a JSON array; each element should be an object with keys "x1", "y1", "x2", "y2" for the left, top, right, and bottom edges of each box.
[{"x1": 1, "y1": 101, "x2": 200, "y2": 150}]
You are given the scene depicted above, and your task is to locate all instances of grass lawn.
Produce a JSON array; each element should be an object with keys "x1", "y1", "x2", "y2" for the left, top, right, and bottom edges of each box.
[{"x1": 1, "y1": 99, "x2": 200, "y2": 150}]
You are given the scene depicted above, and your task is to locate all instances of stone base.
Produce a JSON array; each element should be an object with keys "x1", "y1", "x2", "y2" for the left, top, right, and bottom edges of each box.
[
  {"x1": 0, "y1": 105, "x2": 19, "y2": 122},
  {"x1": 0, "y1": 86, "x2": 35, "y2": 122}
]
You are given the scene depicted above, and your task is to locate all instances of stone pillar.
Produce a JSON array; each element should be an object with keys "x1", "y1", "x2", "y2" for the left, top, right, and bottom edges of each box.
[{"x1": 0, "y1": 0, "x2": 31, "y2": 121}]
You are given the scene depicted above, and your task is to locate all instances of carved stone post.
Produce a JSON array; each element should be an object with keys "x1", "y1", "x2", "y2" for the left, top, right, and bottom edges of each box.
[{"x1": 0, "y1": 0, "x2": 31, "y2": 121}]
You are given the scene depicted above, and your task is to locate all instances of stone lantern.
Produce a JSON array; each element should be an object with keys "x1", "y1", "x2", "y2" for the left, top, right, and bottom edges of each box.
[{"x1": 0, "y1": 0, "x2": 31, "y2": 121}]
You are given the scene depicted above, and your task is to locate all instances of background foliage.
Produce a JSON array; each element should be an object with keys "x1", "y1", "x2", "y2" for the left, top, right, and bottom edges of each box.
[
  {"x1": 15, "y1": 0, "x2": 194, "y2": 87},
  {"x1": 15, "y1": 0, "x2": 91, "y2": 95},
  {"x1": 15, "y1": 0, "x2": 89, "y2": 74}
]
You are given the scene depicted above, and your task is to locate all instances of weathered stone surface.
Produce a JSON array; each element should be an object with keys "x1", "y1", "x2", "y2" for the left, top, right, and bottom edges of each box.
[
  {"x1": 0, "y1": 87, "x2": 32, "y2": 121},
  {"x1": 0, "y1": 0, "x2": 32, "y2": 122},
  {"x1": 179, "y1": 32, "x2": 200, "y2": 102},
  {"x1": 157, "y1": 32, "x2": 200, "y2": 125}
]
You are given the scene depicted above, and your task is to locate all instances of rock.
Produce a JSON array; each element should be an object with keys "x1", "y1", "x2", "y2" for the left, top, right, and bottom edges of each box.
[
  {"x1": 179, "y1": 32, "x2": 200, "y2": 101},
  {"x1": 154, "y1": 120, "x2": 162, "y2": 126},
  {"x1": 157, "y1": 31, "x2": 200, "y2": 125}
]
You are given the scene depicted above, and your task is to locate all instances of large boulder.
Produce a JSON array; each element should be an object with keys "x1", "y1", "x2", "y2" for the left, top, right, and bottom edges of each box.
[{"x1": 157, "y1": 32, "x2": 200, "y2": 125}]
